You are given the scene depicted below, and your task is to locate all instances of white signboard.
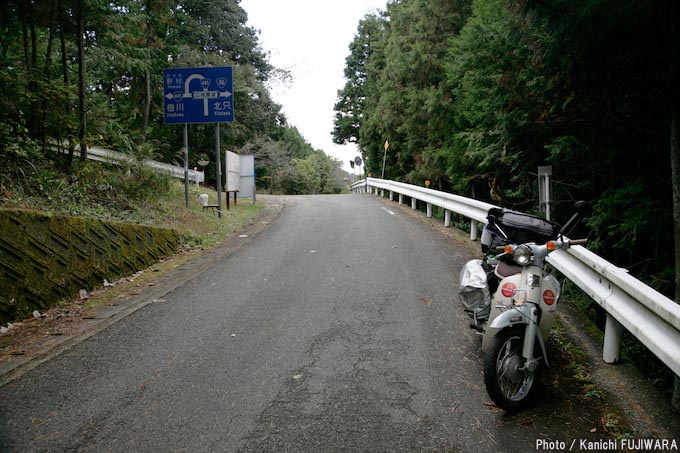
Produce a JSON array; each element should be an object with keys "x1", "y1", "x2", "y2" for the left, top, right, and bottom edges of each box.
[
  {"x1": 225, "y1": 151, "x2": 240, "y2": 192},
  {"x1": 238, "y1": 155, "x2": 255, "y2": 200}
]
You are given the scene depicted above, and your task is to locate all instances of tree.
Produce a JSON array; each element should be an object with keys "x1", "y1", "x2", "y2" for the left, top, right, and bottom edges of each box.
[
  {"x1": 337, "y1": 0, "x2": 471, "y2": 181},
  {"x1": 445, "y1": 0, "x2": 554, "y2": 203},
  {"x1": 172, "y1": 0, "x2": 271, "y2": 79},
  {"x1": 333, "y1": 12, "x2": 387, "y2": 147},
  {"x1": 667, "y1": 0, "x2": 680, "y2": 410},
  {"x1": 76, "y1": 0, "x2": 87, "y2": 161},
  {"x1": 247, "y1": 125, "x2": 346, "y2": 196},
  {"x1": 672, "y1": 0, "x2": 680, "y2": 310}
]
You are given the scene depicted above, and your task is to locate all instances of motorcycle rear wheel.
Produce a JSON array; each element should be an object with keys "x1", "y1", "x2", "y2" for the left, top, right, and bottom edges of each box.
[{"x1": 483, "y1": 327, "x2": 539, "y2": 412}]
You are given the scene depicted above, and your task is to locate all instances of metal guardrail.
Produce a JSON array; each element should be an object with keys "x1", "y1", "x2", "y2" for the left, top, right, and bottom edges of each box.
[
  {"x1": 352, "y1": 178, "x2": 494, "y2": 240},
  {"x1": 47, "y1": 142, "x2": 204, "y2": 184},
  {"x1": 352, "y1": 177, "x2": 680, "y2": 377}
]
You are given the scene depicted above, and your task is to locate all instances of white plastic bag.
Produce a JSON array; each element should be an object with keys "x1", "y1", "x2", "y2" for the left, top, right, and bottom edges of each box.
[{"x1": 459, "y1": 259, "x2": 491, "y2": 319}]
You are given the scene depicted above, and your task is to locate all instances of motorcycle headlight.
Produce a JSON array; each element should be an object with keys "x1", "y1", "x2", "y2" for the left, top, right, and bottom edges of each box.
[{"x1": 513, "y1": 245, "x2": 533, "y2": 266}]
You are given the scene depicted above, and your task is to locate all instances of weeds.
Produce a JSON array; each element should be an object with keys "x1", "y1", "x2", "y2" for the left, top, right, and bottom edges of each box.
[
  {"x1": 0, "y1": 131, "x2": 265, "y2": 244},
  {"x1": 548, "y1": 317, "x2": 633, "y2": 438},
  {"x1": 561, "y1": 282, "x2": 676, "y2": 399}
]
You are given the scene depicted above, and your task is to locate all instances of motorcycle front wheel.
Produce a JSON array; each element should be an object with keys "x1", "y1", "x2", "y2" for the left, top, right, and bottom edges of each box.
[{"x1": 483, "y1": 327, "x2": 539, "y2": 412}]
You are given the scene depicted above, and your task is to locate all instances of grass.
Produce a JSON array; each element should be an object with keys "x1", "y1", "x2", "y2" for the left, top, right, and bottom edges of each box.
[
  {"x1": 154, "y1": 182, "x2": 266, "y2": 248},
  {"x1": 547, "y1": 318, "x2": 634, "y2": 438},
  {"x1": 2, "y1": 161, "x2": 265, "y2": 248}
]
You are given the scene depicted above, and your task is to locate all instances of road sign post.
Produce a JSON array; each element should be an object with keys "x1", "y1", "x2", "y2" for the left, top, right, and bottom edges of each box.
[
  {"x1": 183, "y1": 124, "x2": 189, "y2": 208},
  {"x1": 215, "y1": 124, "x2": 223, "y2": 215},
  {"x1": 164, "y1": 67, "x2": 234, "y2": 217}
]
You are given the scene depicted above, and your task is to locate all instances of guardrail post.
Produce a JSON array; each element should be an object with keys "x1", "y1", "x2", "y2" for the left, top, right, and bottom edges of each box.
[
  {"x1": 470, "y1": 220, "x2": 479, "y2": 241},
  {"x1": 427, "y1": 203, "x2": 433, "y2": 218},
  {"x1": 445, "y1": 210, "x2": 452, "y2": 227},
  {"x1": 603, "y1": 314, "x2": 623, "y2": 364},
  {"x1": 411, "y1": 198, "x2": 417, "y2": 210},
  {"x1": 399, "y1": 194, "x2": 403, "y2": 205},
  {"x1": 380, "y1": 189, "x2": 384, "y2": 198},
  {"x1": 389, "y1": 191, "x2": 394, "y2": 201}
]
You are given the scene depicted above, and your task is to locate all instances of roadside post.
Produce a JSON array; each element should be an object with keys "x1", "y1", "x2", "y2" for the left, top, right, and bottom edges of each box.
[
  {"x1": 538, "y1": 165, "x2": 552, "y2": 221},
  {"x1": 183, "y1": 125, "x2": 189, "y2": 208}
]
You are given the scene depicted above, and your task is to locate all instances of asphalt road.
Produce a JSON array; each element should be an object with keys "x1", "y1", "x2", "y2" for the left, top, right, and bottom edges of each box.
[{"x1": 0, "y1": 194, "x2": 620, "y2": 451}]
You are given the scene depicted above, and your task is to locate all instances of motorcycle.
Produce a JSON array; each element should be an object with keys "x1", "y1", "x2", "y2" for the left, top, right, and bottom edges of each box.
[{"x1": 459, "y1": 202, "x2": 587, "y2": 412}]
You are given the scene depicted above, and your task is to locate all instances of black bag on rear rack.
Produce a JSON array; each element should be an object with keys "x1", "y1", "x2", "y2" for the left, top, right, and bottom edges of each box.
[{"x1": 482, "y1": 208, "x2": 559, "y2": 253}]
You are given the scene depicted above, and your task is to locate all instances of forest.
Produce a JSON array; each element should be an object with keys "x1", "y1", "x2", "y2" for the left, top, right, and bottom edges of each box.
[
  {"x1": 0, "y1": 0, "x2": 347, "y2": 198},
  {"x1": 333, "y1": 0, "x2": 679, "y2": 394}
]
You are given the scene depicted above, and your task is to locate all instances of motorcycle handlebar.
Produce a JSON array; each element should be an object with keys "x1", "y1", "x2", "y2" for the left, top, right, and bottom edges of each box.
[{"x1": 490, "y1": 239, "x2": 587, "y2": 255}]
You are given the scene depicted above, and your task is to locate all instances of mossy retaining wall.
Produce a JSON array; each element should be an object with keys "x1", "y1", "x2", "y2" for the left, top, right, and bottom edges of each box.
[{"x1": 0, "y1": 209, "x2": 181, "y2": 323}]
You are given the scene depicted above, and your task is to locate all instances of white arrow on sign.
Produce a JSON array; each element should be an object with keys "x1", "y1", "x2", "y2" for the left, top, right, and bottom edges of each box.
[{"x1": 173, "y1": 73, "x2": 232, "y2": 116}]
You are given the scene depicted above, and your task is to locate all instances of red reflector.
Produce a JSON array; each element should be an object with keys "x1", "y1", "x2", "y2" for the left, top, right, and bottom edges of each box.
[
  {"x1": 501, "y1": 282, "x2": 517, "y2": 298},
  {"x1": 543, "y1": 290, "x2": 555, "y2": 305}
]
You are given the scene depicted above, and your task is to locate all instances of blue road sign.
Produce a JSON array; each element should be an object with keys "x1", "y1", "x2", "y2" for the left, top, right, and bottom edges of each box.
[{"x1": 163, "y1": 67, "x2": 233, "y2": 124}]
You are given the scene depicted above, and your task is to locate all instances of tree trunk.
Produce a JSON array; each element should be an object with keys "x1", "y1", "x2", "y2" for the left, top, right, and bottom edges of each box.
[
  {"x1": 671, "y1": 101, "x2": 680, "y2": 412},
  {"x1": 20, "y1": 0, "x2": 39, "y2": 136},
  {"x1": 59, "y1": 0, "x2": 75, "y2": 169},
  {"x1": 29, "y1": 1, "x2": 39, "y2": 136},
  {"x1": 77, "y1": 0, "x2": 87, "y2": 162},
  {"x1": 141, "y1": 0, "x2": 154, "y2": 140},
  {"x1": 673, "y1": 107, "x2": 680, "y2": 303},
  {"x1": 670, "y1": 0, "x2": 680, "y2": 412},
  {"x1": 40, "y1": 0, "x2": 56, "y2": 145},
  {"x1": 141, "y1": 70, "x2": 151, "y2": 140},
  {"x1": 21, "y1": 2, "x2": 30, "y2": 71}
]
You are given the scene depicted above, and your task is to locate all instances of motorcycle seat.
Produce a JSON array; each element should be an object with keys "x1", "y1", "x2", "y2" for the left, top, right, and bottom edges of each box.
[{"x1": 495, "y1": 261, "x2": 523, "y2": 278}]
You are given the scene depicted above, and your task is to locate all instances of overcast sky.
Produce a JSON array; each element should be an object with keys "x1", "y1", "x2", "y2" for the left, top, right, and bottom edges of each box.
[{"x1": 239, "y1": 0, "x2": 387, "y2": 172}]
